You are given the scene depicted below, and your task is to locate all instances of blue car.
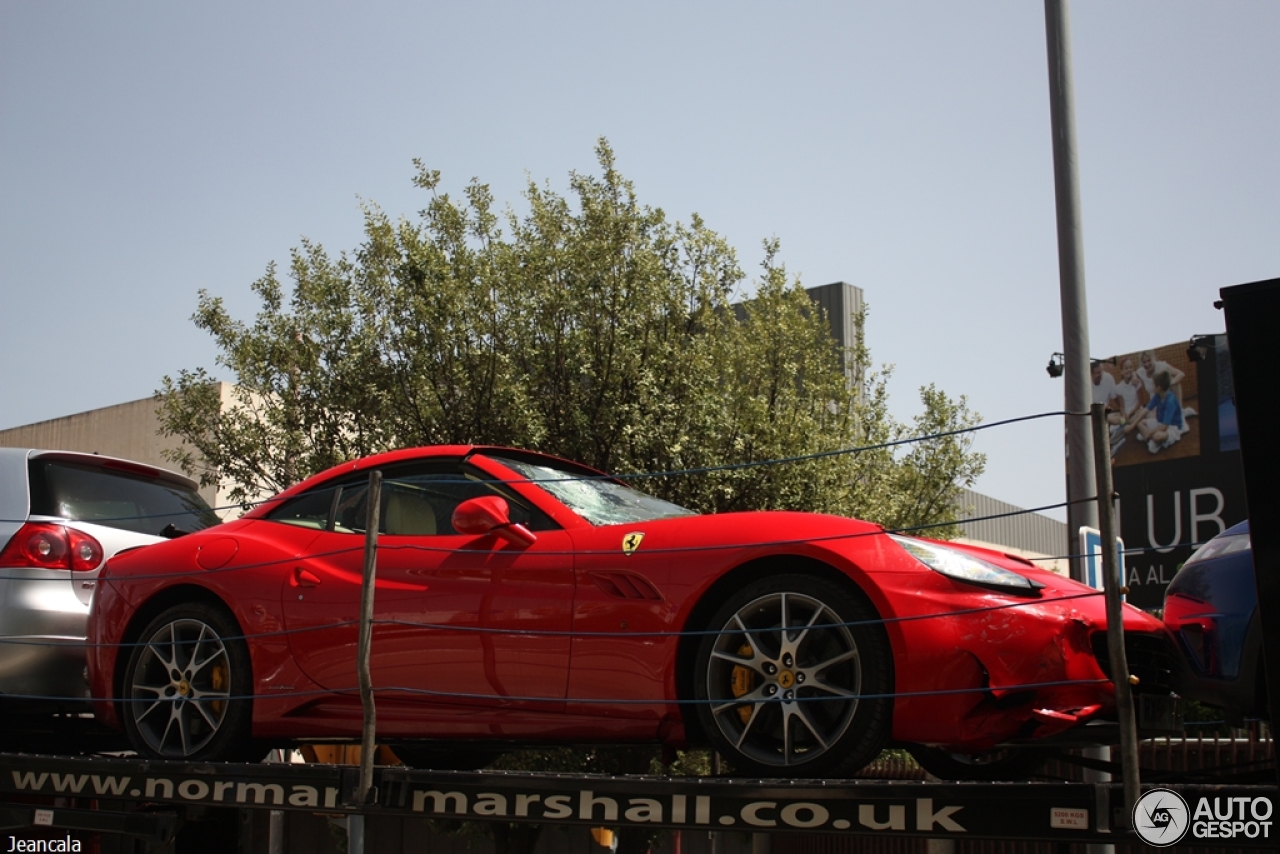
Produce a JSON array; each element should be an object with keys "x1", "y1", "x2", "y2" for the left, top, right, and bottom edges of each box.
[{"x1": 1163, "y1": 521, "x2": 1268, "y2": 721}]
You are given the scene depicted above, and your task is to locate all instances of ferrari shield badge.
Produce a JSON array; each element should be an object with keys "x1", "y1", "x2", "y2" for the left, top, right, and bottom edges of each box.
[{"x1": 622, "y1": 532, "x2": 645, "y2": 556}]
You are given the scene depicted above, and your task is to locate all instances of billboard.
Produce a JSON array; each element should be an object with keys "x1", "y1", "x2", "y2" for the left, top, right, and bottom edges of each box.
[{"x1": 1097, "y1": 338, "x2": 1247, "y2": 610}]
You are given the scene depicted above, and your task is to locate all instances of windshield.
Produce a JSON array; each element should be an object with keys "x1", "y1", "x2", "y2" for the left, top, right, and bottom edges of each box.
[
  {"x1": 1184, "y1": 529, "x2": 1251, "y2": 566},
  {"x1": 492, "y1": 456, "x2": 695, "y2": 526}
]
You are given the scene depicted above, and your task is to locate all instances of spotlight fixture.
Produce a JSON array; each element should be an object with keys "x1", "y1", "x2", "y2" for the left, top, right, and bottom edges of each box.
[
  {"x1": 1046, "y1": 352, "x2": 1065, "y2": 378},
  {"x1": 1187, "y1": 334, "x2": 1217, "y2": 363}
]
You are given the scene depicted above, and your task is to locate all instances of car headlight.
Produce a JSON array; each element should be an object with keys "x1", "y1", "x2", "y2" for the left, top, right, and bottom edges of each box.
[{"x1": 889, "y1": 534, "x2": 1043, "y2": 593}]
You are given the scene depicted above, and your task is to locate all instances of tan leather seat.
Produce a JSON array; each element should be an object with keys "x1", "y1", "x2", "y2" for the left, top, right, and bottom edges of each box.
[{"x1": 384, "y1": 491, "x2": 437, "y2": 536}]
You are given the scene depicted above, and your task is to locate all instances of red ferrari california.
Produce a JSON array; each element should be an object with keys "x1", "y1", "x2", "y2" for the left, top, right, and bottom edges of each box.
[{"x1": 88, "y1": 446, "x2": 1173, "y2": 778}]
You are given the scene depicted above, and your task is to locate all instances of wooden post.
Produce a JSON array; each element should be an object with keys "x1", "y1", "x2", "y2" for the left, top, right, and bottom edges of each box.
[
  {"x1": 1091, "y1": 404, "x2": 1141, "y2": 815},
  {"x1": 357, "y1": 470, "x2": 382, "y2": 805}
]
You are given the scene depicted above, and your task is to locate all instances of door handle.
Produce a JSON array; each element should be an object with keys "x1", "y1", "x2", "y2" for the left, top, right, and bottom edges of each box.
[{"x1": 291, "y1": 567, "x2": 321, "y2": 588}]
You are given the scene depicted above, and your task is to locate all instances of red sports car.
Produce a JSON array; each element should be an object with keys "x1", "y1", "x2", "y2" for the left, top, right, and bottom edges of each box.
[{"x1": 88, "y1": 446, "x2": 1173, "y2": 778}]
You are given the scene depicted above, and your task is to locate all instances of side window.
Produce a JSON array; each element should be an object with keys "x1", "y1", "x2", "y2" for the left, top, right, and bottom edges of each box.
[
  {"x1": 265, "y1": 462, "x2": 555, "y2": 535},
  {"x1": 379, "y1": 470, "x2": 550, "y2": 535},
  {"x1": 332, "y1": 483, "x2": 371, "y2": 533},
  {"x1": 266, "y1": 484, "x2": 341, "y2": 530},
  {"x1": 267, "y1": 480, "x2": 379, "y2": 533}
]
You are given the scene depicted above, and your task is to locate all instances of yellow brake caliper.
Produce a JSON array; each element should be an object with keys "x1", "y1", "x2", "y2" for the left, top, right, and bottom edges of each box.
[
  {"x1": 210, "y1": 662, "x2": 227, "y2": 717},
  {"x1": 731, "y1": 644, "x2": 754, "y2": 724}
]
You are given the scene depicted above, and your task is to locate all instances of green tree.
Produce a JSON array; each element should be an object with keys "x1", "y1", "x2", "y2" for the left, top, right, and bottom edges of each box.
[{"x1": 160, "y1": 138, "x2": 983, "y2": 533}]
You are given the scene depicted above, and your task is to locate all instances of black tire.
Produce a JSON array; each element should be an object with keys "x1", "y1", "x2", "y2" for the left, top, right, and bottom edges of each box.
[
  {"x1": 907, "y1": 745, "x2": 1046, "y2": 781},
  {"x1": 120, "y1": 602, "x2": 254, "y2": 761},
  {"x1": 693, "y1": 574, "x2": 892, "y2": 778}
]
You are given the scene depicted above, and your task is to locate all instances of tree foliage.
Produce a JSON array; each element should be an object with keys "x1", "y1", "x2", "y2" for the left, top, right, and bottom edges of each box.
[{"x1": 159, "y1": 139, "x2": 983, "y2": 534}]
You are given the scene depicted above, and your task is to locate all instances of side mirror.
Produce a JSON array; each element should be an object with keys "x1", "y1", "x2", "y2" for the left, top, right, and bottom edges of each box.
[{"x1": 452, "y1": 496, "x2": 537, "y2": 548}]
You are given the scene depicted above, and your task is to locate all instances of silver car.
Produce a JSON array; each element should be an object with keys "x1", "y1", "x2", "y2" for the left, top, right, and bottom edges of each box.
[{"x1": 0, "y1": 448, "x2": 220, "y2": 710}]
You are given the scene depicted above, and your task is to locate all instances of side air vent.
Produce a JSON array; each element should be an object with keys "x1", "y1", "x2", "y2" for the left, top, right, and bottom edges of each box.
[{"x1": 590, "y1": 571, "x2": 663, "y2": 601}]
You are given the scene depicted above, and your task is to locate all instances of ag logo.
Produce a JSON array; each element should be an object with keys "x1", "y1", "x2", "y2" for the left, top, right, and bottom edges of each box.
[
  {"x1": 622, "y1": 532, "x2": 645, "y2": 556},
  {"x1": 1133, "y1": 787, "x2": 1189, "y2": 847}
]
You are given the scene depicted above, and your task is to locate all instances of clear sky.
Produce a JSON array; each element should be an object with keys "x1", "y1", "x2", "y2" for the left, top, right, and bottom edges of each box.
[{"x1": 2, "y1": 1, "x2": 1276, "y2": 518}]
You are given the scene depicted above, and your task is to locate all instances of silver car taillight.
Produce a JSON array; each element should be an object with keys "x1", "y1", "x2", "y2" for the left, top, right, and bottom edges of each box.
[{"x1": 0, "y1": 522, "x2": 104, "y2": 571}]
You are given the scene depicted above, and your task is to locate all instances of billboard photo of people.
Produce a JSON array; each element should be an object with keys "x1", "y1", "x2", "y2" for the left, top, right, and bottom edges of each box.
[{"x1": 1093, "y1": 343, "x2": 1201, "y2": 466}]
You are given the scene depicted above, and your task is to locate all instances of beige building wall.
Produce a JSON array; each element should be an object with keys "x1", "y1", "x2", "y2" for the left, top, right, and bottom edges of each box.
[{"x1": 0, "y1": 383, "x2": 238, "y2": 517}]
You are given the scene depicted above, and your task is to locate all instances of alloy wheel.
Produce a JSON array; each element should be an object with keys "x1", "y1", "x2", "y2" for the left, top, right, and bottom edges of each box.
[
  {"x1": 128, "y1": 617, "x2": 233, "y2": 757},
  {"x1": 704, "y1": 591, "x2": 864, "y2": 768}
]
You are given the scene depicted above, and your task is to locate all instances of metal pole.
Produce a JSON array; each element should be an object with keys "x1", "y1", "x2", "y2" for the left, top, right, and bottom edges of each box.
[
  {"x1": 1091, "y1": 404, "x2": 1141, "y2": 816},
  {"x1": 1044, "y1": 9, "x2": 1113, "y2": 848},
  {"x1": 1045, "y1": 0, "x2": 1098, "y2": 580},
  {"x1": 357, "y1": 470, "x2": 382, "y2": 806}
]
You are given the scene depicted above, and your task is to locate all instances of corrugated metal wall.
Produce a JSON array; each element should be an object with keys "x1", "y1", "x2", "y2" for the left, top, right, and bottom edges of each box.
[{"x1": 956, "y1": 488, "x2": 1067, "y2": 561}]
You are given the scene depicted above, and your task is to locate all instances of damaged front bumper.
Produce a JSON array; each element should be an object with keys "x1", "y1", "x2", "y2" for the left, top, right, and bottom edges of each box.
[{"x1": 886, "y1": 576, "x2": 1180, "y2": 753}]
